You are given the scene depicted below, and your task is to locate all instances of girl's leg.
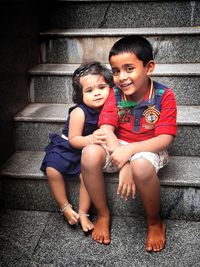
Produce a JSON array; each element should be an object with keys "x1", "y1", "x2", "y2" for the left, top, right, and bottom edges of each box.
[
  {"x1": 81, "y1": 144, "x2": 110, "y2": 245},
  {"x1": 46, "y1": 167, "x2": 79, "y2": 225},
  {"x1": 78, "y1": 174, "x2": 94, "y2": 232},
  {"x1": 130, "y1": 159, "x2": 165, "y2": 252}
]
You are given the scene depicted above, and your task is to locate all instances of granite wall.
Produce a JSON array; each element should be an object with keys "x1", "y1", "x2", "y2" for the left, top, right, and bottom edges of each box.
[{"x1": 0, "y1": 1, "x2": 49, "y2": 165}]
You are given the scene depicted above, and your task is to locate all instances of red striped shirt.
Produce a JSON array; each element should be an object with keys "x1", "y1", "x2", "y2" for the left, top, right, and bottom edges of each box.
[{"x1": 99, "y1": 82, "x2": 177, "y2": 143}]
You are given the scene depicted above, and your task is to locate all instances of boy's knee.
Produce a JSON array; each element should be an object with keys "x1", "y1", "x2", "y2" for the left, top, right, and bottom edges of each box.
[{"x1": 130, "y1": 158, "x2": 155, "y2": 182}]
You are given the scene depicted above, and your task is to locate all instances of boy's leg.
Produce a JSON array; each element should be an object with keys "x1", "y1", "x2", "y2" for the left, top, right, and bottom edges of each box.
[
  {"x1": 78, "y1": 174, "x2": 94, "y2": 232},
  {"x1": 81, "y1": 144, "x2": 110, "y2": 245},
  {"x1": 130, "y1": 159, "x2": 165, "y2": 252},
  {"x1": 46, "y1": 167, "x2": 79, "y2": 224}
]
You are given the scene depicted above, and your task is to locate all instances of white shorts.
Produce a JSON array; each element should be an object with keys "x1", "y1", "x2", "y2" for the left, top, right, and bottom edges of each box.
[{"x1": 102, "y1": 140, "x2": 169, "y2": 174}]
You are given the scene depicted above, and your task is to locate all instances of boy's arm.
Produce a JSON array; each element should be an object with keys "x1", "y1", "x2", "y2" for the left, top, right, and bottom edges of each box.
[
  {"x1": 111, "y1": 134, "x2": 174, "y2": 169},
  {"x1": 100, "y1": 124, "x2": 119, "y2": 152},
  {"x1": 99, "y1": 87, "x2": 120, "y2": 151}
]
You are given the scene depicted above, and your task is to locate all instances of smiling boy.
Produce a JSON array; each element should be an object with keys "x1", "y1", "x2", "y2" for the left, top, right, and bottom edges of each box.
[{"x1": 81, "y1": 35, "x2": 177, "y2": 252}]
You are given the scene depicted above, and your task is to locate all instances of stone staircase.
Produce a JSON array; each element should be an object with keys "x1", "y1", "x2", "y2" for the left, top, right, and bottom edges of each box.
[{"x1": 1, "y1": 1, "x2": 200, "y2": 266}]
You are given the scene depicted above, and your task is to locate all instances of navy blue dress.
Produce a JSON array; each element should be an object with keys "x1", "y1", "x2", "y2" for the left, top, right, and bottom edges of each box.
[{"x1": 40, "y1": 104, "x2": 99, "y2": 179}]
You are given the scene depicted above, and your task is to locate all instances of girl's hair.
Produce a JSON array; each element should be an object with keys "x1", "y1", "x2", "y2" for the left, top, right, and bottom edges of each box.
[
  {"x1": 72, "y1": 61, "x2": 114, "y2": 104},
  {"x1": 109, "y1": 35, "x2": 154, "y2": 66}
]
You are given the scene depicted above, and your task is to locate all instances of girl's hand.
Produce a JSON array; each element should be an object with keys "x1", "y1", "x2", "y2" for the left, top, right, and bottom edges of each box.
[{"x1": 89, "y1": 129, "x2": 108, "y2": 145}]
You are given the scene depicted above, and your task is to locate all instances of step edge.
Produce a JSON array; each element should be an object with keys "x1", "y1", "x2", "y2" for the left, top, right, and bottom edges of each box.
[
  {"x1": 1, "y1": 152, "x2": 200, "y2": 188},
  {"x1": 14, "y1": 103, "x2": 200, "y2": 126},
  {"x1": 28, "y1": 63, "x2": 200, "y2": 76},
  {"x1": 40, "y1": 27, "x2": 200, "y2": 37}
]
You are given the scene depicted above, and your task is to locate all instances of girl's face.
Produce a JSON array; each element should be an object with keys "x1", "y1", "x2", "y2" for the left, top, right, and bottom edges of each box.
[
  {"x1": 80, "y1": 74, "x2": 110, "y2": 111},
  {"x1": 110, "y1": 52, "x2": 155, "y2": 103}
]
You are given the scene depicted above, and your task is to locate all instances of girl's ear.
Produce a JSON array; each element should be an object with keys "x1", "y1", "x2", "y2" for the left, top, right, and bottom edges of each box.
[{"x1": 146, "y1": 60, "x2": 155, "y2": 76}]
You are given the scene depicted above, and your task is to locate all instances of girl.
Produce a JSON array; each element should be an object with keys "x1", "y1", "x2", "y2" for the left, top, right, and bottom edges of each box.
[{"x1": 40, "y1": 61, "x2": 113, "y2": 232}]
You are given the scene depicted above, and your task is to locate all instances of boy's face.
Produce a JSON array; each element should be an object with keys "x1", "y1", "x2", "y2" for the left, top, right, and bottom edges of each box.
[
  {"x1": 80, "y1": 74, "x2": 110, "y2": 111},
  {"x1": 110, "y1": 52, "x2": 155, "y2": 102}
]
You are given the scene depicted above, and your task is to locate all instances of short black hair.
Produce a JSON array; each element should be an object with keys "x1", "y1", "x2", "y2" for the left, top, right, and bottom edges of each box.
[
  {"x1": 109, "y1": 35, "x2": 154, "y2": 66},
  {"x1": 72, "y1": 61, "x2": 114, "y2": 104}
]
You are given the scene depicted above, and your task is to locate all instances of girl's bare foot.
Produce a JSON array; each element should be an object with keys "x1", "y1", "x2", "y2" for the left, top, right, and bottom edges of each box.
[
  {"x1": 79, "y1": 212, "x2": 94, "y2": 232},
  {"x1": 92, "y1": 212, "x2": 110, "y2": 245},
  {"x1": 146, "y1": 222, "x2": 166, "y2": 252},
  {"x1": 60, "y1": 203, "x2": 79, "y2": 225}
]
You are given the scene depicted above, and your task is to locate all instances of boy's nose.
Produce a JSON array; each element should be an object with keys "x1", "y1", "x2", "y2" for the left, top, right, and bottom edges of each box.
[{"x1": 119, "y1": 71, "x2": 128, "y2": 81}]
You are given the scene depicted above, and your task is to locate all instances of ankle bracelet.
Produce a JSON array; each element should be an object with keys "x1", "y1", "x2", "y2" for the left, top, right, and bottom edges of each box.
[
  {"x1": 60, "y1": 203, "x2": 72, "y2": 215},
  {"x1": 79, "y1": 211, "x2": 89, "y2": 217}
]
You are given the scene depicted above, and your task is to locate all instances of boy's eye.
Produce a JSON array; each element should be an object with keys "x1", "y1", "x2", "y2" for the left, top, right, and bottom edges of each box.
[{"x1": 126, "y1": 66, "x2": 134, "y2": 72}]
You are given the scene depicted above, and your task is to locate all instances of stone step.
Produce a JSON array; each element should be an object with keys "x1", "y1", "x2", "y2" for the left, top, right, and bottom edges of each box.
[
  {"x1": 0, "y1": 151, "x2": 200, "y2": 221},
  {"x1": 49, "y1": 1, "x2": 200, "y2": 29},
  {"x1": 1, "y1": 210, "x2": 200, "y2": 266},
  {"x1": 40, "y1": 27, "x2": 200, "y2": 64},
  {"x1": 29, "y1": 63, "x2": 200, "y2": 105},
  {"x1": 14, "y1": 103, "x2": 200, "y2": 156}
]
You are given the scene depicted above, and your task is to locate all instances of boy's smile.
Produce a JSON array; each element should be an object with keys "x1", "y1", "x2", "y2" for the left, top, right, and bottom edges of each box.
[{"x1": 110, "y1": 52, "x2": 155, "y2": 103}]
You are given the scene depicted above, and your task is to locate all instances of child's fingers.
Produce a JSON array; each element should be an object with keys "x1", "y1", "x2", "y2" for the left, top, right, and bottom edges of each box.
[
  {"x1": 121, "y1": 184, "x2": 127, "y2": 199},
  {"x1": 131, "y1": 184, "x2": 136, "y2": 199},
  {"x1": 125, "y1": 185, "x2": 131, "y2": 200},
  {"x1": 117, "y1": 182, "x2": 123, "y2": 195}
]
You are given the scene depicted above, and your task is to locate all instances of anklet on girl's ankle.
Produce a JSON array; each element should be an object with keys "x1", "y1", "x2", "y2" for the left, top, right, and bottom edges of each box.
[
  {"x1": 60, "y1": 202, "x2": 72, "y2": 215},
  {"x1": 79, "y1": 211, "x2": 89, "y2": 217}
]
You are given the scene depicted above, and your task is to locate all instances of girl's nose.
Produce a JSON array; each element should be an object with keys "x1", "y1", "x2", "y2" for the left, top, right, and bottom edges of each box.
[{"x1": 94, "y1": 88, "x2": 101, "y2": 96}]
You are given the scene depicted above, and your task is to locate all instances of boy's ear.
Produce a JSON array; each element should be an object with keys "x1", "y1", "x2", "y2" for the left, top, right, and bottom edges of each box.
[{"x1": 146, "y1": 60, "x2": 155, "y2": 76}]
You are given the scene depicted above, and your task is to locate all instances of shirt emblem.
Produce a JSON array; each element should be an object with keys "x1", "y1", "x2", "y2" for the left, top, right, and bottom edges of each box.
[{"x1": 143, "y1": 105, "x2": 160, "y2": 124}]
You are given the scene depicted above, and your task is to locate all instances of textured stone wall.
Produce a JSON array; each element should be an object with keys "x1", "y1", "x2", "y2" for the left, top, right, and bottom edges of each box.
[{"x1": 0, "y1": 2, "x2": 48, "y2": 165}]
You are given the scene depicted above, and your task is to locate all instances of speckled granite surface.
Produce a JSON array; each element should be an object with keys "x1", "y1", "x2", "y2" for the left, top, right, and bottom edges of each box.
[
  {"x1": 1, "y1": 151, "x2": 200, "y2": 220},
  {"x1": 0, "y1": 209, "x2": 200, "y2": 267}
]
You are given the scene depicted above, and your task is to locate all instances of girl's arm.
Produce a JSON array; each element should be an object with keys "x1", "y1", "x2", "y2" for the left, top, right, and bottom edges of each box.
[
  {"x1": 68, "y1": 107, "x2": 107, "y2": 149},
  {"x1": 68, "y1": 107, "x2": 88, "y2": 149}
]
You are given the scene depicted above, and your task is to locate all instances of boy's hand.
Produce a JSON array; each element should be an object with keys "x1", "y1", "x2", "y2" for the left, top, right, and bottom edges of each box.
[
  {"x1": 117, "y1": 163, "x2": 136, "y2": 201},
  {"x1": 110, "y1": 145, "x2": 132, "y2": 169}
]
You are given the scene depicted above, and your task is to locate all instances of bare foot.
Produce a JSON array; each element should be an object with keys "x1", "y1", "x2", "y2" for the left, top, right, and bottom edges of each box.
[
  {"x1": 92, "y1": 213, "x2": 110, "y2": 245},
  {"x1": 62, "y1": 205, "x2": 79, "y2": 225},
  {"x1": 79, "y1": 213, "x2": 94, "y2": 232},
  {"x1": 146, "y1": 222, "x2": 166, "y2": 252}
]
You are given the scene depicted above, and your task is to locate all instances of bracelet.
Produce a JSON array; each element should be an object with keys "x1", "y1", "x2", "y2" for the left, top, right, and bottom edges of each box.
[
  {"x1": 88, "y1": 135, "x2": 93, "y2": 144},
  {"x1": 79, "y1": 211, "x2": 89, "y2": 217},
  {"x1": 60, "y1": 202, "x2": 72, "y2": 215}
]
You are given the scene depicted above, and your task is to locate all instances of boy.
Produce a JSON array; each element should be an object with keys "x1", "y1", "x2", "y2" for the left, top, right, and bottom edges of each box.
[{"x1": 81, "y1": 35, "x2": 177, "y2": 252}]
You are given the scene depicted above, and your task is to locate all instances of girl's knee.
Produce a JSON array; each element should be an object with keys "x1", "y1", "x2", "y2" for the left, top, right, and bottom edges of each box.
[{"x1": 46, "y1": 167, "x2": 63, "y2": 181}]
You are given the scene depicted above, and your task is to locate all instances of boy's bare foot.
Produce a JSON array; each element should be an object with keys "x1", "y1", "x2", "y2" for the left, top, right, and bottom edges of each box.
[
  {"x1": 79, "y1": 212, "x2": 94, "y2": 232},
  {"x1": 146, "y1": 222, "x2": 166, "y2": 252},
  {"x1": 61, "y1": 204, "x2": 79, "y2": 225},
  {"x1": 92, "y1": 213, "x2": 110, "y2": 245}
]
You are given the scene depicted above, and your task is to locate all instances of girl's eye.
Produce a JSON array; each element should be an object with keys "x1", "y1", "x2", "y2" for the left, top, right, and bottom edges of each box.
[
  {"x1": 99, "y1": 85, "x2": 107, "y2": 90},
  {"x1": 84, "y1": 88, "x2": 93, "y2": 93}
]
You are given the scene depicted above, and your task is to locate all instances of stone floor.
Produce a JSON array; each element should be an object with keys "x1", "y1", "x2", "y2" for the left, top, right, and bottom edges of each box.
[{"x1": 0, "y1": 209, "x2": 200, "y2": 267}]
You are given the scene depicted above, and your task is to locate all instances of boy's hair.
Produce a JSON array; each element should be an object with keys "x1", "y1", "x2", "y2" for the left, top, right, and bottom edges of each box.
[
  {"x1": 109, "y1": 35, "x2": 154, "y2": 66},
  {"x1": 72, "y1": 61, "x2": 114, "y2": 104}
]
